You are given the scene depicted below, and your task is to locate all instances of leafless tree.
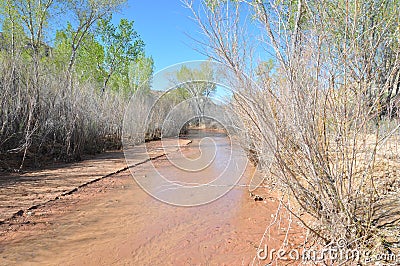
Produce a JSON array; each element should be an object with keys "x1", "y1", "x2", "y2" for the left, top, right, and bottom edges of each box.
[{"x1": 184, "y1": 0, "x2": 400, "y2": 261}]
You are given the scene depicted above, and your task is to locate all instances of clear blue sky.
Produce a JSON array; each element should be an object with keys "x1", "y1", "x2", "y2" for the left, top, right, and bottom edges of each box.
[{"x1": 113, "y1": 1, "x2": 207, "y2": 73}]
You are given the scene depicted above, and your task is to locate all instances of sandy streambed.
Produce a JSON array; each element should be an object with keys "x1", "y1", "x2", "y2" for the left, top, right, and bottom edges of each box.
[{"x1": 0, "y1": 132, "x2": 303, "y2": 265}]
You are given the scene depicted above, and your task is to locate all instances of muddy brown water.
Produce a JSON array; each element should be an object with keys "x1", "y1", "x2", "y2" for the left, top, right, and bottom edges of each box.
[{"x1": 0, "y1": 131, "x2": 303, "y2": 265}]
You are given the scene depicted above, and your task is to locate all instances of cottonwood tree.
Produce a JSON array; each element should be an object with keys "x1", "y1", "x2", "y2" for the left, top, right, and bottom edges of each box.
[
  {"x1": 0, "y1": 0, "x2": 154, "y2": 169},
  {"x1": 54, "y1": 15, "x2": 151, "y2": 94},
  {"x1": 0, "y1": 1, "x2": 25, "y2": 60},
  {"x1": 63, "y1": 0, "x2": 126, "y2": 89},
  {"x1": 13, "y1": 0, "x2": 56, "y2": 92},
  {"x1": 54, "y1": 24, "x2": 105, "y2": 84},
  {"x1": 0, "y1": 0, "x2": 57, "y2": 168},
  {"x1": 97, "y1": 16, "x2": 145, "y2": 92},
  {"x1": 169, "y1": 61, "x2": 216, "y2": 125},
  {"x1": 0, "y1": 0, "x2": 26, "y2": 91},
  {"x1": 129, "y1": 54, "x2": 154, "y2": 93}
]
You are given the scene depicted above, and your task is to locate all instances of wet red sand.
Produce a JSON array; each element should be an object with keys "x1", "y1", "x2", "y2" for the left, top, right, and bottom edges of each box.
[
  {"x1": 0, "y1": 136, "x2": 305, "y2": 265},
  {"x1": 0, "y1": 138, "x2": 192, "y2": 223}
]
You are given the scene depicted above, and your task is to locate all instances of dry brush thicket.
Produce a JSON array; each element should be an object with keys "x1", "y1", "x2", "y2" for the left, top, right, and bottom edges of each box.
[
  {"x1": 0, "y1": 55, "x2": 127, "y2": 169},
  {"x1": 0, "y1": 54, "x2": 187, "y2": 170},
  {"x1": 0, "y1": 0, "x2": 162, "y2": 170},
  {"x1": 186, "y1": 0, "x2": 400, "y2": 261}
]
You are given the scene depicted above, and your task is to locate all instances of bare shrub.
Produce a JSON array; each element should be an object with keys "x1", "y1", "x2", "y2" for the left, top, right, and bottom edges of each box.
[
  {"x1": 0, "y1": 54, "x2": 126, "y2": 169},
  {"x1": 185, "y1": 0, "x2": 400, "y2": 261}
]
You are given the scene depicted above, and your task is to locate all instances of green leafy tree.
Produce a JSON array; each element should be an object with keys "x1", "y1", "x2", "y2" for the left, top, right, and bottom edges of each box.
[
  {"x1": 0, "y1": 0, "x2": 27, "y2": 92},
  {"x1": 55, "y1": 25, "x2": 105, "y2": 84},
  {"x1": 14, "y1": 0, "x2": 55, "y2": 59},
  {"x1": 63, "y1": 0, "x2": 126, "y2": 88},
  {"x1": 170, "y1": 61, "x2": 217, "y2": 124},
  {"x1": 174, "y1": 62, "x2": 216, "y2": 98},
  {"x1": 97, "y1": 16, "x2": 145, "y2": 92},
  {"x1": 76, "y1": 33, "x2": 105, "y2": 84},
  {"x1": 1, "y1": 0, "x2": 56, "y2": 168},
  {"x1": 0, "y1": 1, "x2": 26, "y2": 59},
  {"x1": 129, "y1": 54, "x2": 154, "y2": 93}
]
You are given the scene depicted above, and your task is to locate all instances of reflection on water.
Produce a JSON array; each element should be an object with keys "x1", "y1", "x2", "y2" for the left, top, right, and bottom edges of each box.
[{"x1": 135, "y1": 130, "x2": 249, "y2": 206}]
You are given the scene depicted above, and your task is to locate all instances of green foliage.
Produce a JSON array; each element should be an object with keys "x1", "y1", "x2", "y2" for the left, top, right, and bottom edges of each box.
[
  {"x1": 77, "y1": 34, "x2": 105, "y2": 83},
  {"x1": 53, "y1": 24, "x2": 73, "y2": 70},
  {"x1": 54, "y1": 23, "x2": 105, "y2": 84},
  {"x1": 283, "y1": 0, "x2": 310, "y2": 31},
  {"x1": 167, "y1": 61, "x2": 217, "y2": 121},
  {"x1": 52, "y1": 16, "x2": 153, "y2": 93},
  {"x1": 0, "y1": 0, "x2": 152, "y2": 94},
  {"x1": 97, "y1": 16, "x2": 147, "y2": 92},
  {"x1": 129, "y1": 54, "x2": 154, "y2": 93},
  {"x1": 12, "y1": 0, "x2": 55, "y2": 56},
  {"x1": 0, "y1": 1, "x2": 25, "y2": 50},
  {"x1": 256, "y1": 59, "x2": 274, "y2": 76},
  {"x1": 174, "y1": 61, "x2": 217, "y2": 98},
  {"x1": 0, "y1": 0, "x2": 156, "y2": 169}
]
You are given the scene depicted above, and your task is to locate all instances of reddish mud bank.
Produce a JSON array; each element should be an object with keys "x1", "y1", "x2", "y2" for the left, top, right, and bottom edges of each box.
[
  {"x1": 0, "y1": 139, "x2": 191, "y2": 223},
  {"x1": 0, "y1": 133, "x2": 304, "y2": 265}
]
